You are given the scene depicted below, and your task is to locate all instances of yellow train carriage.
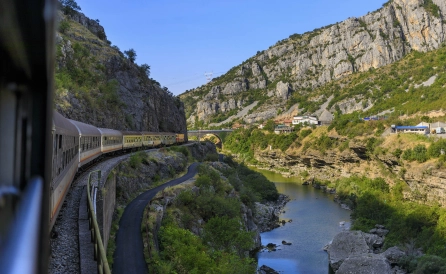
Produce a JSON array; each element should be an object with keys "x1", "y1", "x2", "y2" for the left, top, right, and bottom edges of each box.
[
  {"x1": 162, "y1": 132, "x2": 177, "y2": 145},
  {"x1": 176, "y1": 133, "x2": 185, "y2": 144},
  {"x1": 122, "y1": 131, "x2": 143, "y2": 150},
  {"x1": 141, "y1": 131, "x2": 159, "y2": 147}
]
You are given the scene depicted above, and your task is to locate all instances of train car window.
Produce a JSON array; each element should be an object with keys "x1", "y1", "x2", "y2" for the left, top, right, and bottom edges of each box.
[{"x1": 54, "y1": 134, "x2": 58, "y2": 155}]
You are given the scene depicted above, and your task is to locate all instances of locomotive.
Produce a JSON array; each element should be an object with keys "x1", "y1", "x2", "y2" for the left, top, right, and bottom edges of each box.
[{"x1": 51, "y1": 110, "x2": 185, "y2": 227}]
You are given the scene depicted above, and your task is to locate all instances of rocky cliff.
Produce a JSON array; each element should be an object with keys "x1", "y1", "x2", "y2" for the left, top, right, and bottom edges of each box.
[
  {"x1": 181, "y1": 0, "x2": 446, "y2": 126},
  {"x1": 252, "y1": 133, "x2": 446, "y2": 207},
  {"x1": 54, "y1": 11, "x2": 187, "y2": 134}
]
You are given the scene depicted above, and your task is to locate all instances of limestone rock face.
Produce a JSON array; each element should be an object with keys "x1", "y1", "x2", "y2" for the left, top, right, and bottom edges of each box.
[
  {"x1": 68, "y1": 11, "x2": 107, "y2": 41},
  {"x1": 252, "y1": 62, "x2": 263, "y2": 76},
  {"x1": 54, "y1": 12, "x2": 187, "y2": 135},
  {"x1": 222, "y1": 80, "x2": 248, "y2": 95},
  {"x1": 275, "y1": 81, "x2": 291, "y2": 100},
  {"x1": 181, "y1": 0, "x2": 446, "y2": 125}
]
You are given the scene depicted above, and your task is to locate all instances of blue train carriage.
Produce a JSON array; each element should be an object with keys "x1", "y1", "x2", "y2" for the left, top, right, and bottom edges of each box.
[
  {"x1": 69, "y1": 119, "x2": 102, "y2": 168},
  {"x1": 162, "y1": 132, "x2": 177, "y2": 146},
  {"x1": 122, "y1": 131, "x2": 143, "y2": 150},
  {"x1": 98, "y1": 128, "x2": 123, "y2": 154},
  {"x1": 50, "y1": 111, "x2": 80, "y2": 227}
]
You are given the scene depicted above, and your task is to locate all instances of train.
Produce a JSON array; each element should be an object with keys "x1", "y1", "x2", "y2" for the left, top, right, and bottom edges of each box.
[
  {"x1": 50, "y1": 110, "x2": 185, "y2": 227},
  {"x1": 0, "y1": 0, "x2": 188, "y2": 272}
]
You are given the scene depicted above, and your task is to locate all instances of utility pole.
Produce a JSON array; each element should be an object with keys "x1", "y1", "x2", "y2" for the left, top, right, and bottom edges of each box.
[{"x1": 204, "y1": 71, "x2": 213, "y2": 82}]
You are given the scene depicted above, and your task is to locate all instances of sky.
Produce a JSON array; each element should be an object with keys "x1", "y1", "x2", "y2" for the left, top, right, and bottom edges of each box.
[{"x1": 75, "y1": 0, "x2": 387, "y2": 95}]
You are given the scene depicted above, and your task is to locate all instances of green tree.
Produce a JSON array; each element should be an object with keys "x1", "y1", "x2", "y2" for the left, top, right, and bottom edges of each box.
[
  {"x1": 264, "y1": 119, "x2": 276, "y2": 132},
  {"x1": 203, "y1": 216, "x2": 254, "y2": 257},
  {"x1": 139, "y1": 63, "x2": 150, "y2": 78},
  {"x1": 124, "y1": 48, "x2": 136, "y2": 63},
  {"x1": 59, "y1": 0, "x2": 81, "y2": 15}
]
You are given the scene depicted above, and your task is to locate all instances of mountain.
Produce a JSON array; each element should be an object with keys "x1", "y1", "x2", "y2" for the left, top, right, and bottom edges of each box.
[
  {"x1": 54, "y1": 10, "x2": 187, "y2": 134},
  {"x1": 180, "y1": 0, "x2": 446, "y2": 128}
]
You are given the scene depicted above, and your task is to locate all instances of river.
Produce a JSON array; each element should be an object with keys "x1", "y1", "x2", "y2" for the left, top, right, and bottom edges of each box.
[{"x1": 253, "y1": 168, "x2": 351, "y2": 274}]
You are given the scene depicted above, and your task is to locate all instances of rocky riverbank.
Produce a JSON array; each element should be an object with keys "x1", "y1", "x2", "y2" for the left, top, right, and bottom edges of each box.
[{"x1": 254, "y1": 194, "x2": 290, "y2": 233}]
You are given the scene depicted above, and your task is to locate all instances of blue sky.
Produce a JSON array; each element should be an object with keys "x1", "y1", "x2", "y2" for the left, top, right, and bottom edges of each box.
[{"x1": 76, "y1": 0, "x2": 386, "y2": 95}]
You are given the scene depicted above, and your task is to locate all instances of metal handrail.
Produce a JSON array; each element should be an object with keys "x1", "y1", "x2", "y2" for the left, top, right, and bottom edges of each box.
[
  {"x1": 86, "y1": 170, "x2": 111, "y2": 274},
  {"x1": 0, "y1": 177, "x2": 43, "y2": 274}
]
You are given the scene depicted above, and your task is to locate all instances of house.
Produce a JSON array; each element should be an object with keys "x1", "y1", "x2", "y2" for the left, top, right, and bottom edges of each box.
[
  {"x1": 283, "y1": 119, "x2": 293, "y2": 127},
  {"x1": 274, "y1": 125, "x2": 294, "y2": 134},
  {"x1": 258, "y1": 124, "x2": 265, "y2": 129},
  {"x1": 232, "y1": 123, "x2": 244, "y2": 130},
  {"x1": 391, "y1": 125, "x2": 429, "y2": 135},
  {"x1": 292, "y1": 116, "x2": 319, "y2": 125}
]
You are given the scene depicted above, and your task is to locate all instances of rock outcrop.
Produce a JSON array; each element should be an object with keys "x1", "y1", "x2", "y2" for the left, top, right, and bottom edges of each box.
[
  {"x1": 254, "y1": 194, "x2": 290, "y2": 232},
  {"x1": 181, "y1": 0, "x2": 446, "y2": 126},
  {"x1": 327, "y1": 227, "x2": 405, "y2": 273}
]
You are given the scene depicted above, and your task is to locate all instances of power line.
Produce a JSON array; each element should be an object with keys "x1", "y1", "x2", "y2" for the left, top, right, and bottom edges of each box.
[{"x1": 163, "y1": 71, "x2": 225, "y2": 86}]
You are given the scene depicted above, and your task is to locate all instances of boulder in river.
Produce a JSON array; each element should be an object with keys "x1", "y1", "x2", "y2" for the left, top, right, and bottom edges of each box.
[
  {"x1": 327, "y1": 230, "x2": 406, "y2": 273},
  {"x1": 282, "y1": 240, "x2": 292, "y2": 245},
  {"x1": 257, "y1": 265, "x2": 279, "y2": 274},
  {"x1": 336, "y1": 253, "x2": 392, "y2": 274}
]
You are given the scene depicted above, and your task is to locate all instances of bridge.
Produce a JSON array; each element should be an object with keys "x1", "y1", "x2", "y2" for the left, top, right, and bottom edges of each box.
[{"x1": 187, "y1": 129, "x2": 234, "y2": 147}]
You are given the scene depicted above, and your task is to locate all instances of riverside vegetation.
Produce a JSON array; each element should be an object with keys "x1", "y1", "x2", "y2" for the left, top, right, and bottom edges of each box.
[{"x1": 142, "y1": 156, "x2": 280, "y2": 273}]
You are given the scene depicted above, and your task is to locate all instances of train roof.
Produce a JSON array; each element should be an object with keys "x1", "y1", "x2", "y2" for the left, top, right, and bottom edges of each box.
[
  {"x1": 53, "y1": 111, "x2": 78, "y2": 135},
  {"x1": 121, "y1": 131, "x2": 142, "y2": 136},
  {"x1": 141, "y1": 131, "x2": 172, "y2": 136},
  {"x1": 68, "y1": 119, "x2": 101, "y2": 136},
  {"x1": 98, "y1": 128, "x2": 123, "y2": 137}
]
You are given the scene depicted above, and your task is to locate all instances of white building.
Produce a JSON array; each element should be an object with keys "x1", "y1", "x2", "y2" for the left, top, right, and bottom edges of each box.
[
  {"x1": 292, "y1": 116, "x2": 319, "y2": 125},
  {"x1": 392, "y1": 125, "x2": 429, "y2": 135}
]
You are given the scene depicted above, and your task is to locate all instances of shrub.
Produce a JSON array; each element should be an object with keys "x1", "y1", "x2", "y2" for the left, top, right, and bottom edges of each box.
[
  {"x1": 168, "y1": 146, "x2": 190, "y2": 158},
  {"x1": 128, "y1": 151, "x2": 146, "y2": 169},
  {"x1": 428, "y1": 139, "x2": 446, "y2": 158},
  {"x1": 59, "y1": 20, "x2": 70, "y2": 34},
  {"x1": 413, "y1": 144, "x2": 429, "y2": 162},
  {"x1": 204, "y1": 153, "x2": 219, "y2": 162},
  {"x1": 404, "y1": 145, "x2": 429, "y2": 162},
  {"x1": 176, "y1": 190, "x2": 194, "y2": 206},
  {"x1": 203, "y1": 216, "x2": 255, "y2": 256}
]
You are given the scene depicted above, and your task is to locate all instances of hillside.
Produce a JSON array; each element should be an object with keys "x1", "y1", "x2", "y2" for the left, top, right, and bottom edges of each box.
[
  {"x1": 180, "y1": 0, "x2": 446, "y2": 128},
  {"x1": 54, "y1": 9, "x2": 187, "y2": 134}
]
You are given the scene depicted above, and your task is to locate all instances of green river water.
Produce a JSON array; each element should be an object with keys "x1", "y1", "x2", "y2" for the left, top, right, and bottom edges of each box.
[{"x1": 252, "y1": 167, "x2": 351, "y2": 274}]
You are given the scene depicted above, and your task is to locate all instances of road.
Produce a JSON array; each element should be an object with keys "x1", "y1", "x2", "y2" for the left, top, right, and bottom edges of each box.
[{"x1": 113, "y1": 162, "x2": 199, "y2": 274}]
